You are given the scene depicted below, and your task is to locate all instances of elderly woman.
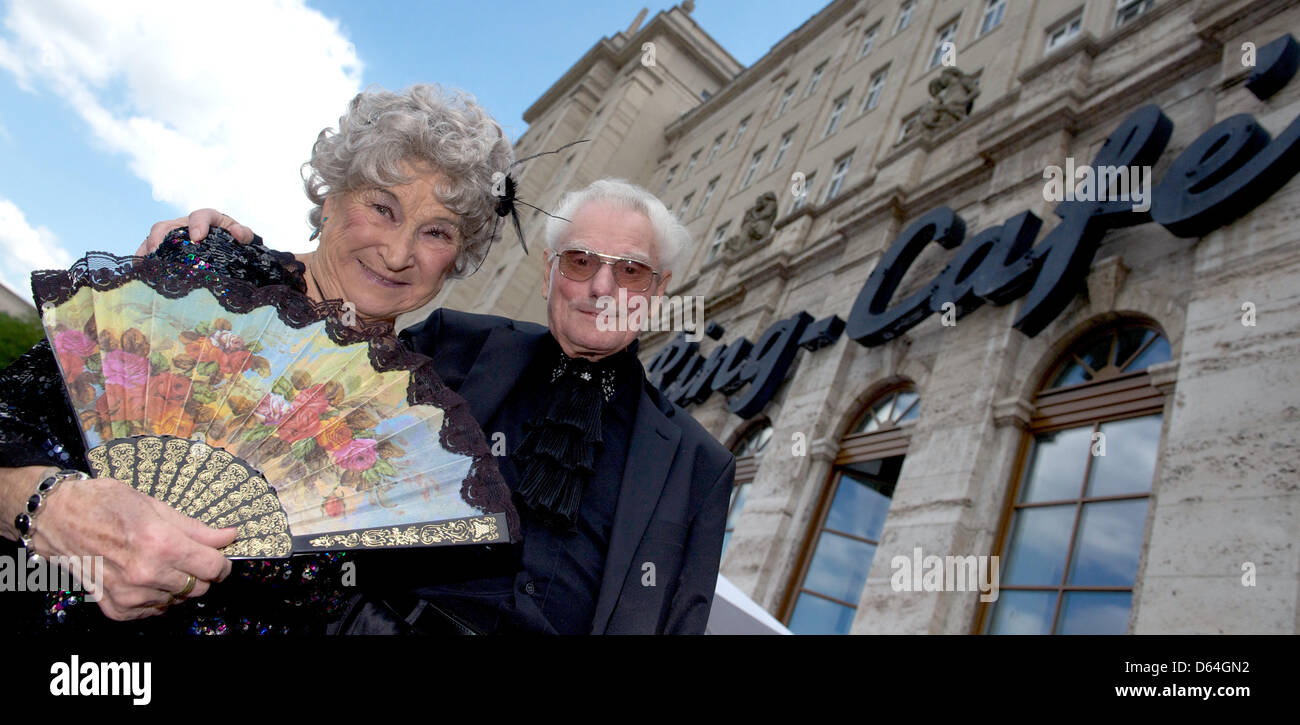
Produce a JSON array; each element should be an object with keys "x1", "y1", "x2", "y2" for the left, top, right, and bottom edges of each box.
[{"x1": 0, "y1": 83, "x2": 513, "y2": 634}]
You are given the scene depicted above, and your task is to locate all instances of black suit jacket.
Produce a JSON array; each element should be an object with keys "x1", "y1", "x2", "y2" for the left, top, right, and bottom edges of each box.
[{"x1": 400, "y1": 309, "x2": 735, "y2": 634}]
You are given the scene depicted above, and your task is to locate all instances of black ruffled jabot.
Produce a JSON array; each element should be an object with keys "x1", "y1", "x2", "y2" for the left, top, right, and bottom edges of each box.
[{"x1": 511, "y1": 349, "x2": 620, "y2": 530}]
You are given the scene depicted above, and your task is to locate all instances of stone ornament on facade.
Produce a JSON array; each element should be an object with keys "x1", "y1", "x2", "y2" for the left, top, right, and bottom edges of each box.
[
  {"x1": 918, "y1": 67, "x2": 981, "y2": 132},
  {"x1": 723, "y1": 191, "x2": 779, "y2": 258}
]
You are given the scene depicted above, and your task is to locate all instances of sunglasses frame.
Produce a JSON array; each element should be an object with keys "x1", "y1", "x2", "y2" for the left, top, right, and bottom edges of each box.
[{"x1": 550, "y1": 248, "x2": 661, "y2": 292}]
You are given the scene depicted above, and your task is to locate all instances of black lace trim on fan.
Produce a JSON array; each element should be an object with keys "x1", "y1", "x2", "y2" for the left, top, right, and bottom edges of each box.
[{"x1": 30, "y1": 248, "x2": 521, "y2": 542}]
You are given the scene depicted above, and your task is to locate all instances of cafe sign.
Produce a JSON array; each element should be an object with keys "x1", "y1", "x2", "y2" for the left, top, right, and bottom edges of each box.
[{"x1": 647, "y1": 34, "x2": 1300, "y2": 419}]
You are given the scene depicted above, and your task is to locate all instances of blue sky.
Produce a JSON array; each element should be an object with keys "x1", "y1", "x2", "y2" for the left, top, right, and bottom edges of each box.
[{"x1": 0, "y1": 0, "x2": 830, "y2": 299}]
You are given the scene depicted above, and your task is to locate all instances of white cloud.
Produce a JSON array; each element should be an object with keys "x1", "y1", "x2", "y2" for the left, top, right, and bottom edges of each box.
[
  {"x1": 0, "y1": 0, "x2": 363, "y2": 253},
  {"x1": 0, "y1": 196, "x2": 73, "y2": 297}
]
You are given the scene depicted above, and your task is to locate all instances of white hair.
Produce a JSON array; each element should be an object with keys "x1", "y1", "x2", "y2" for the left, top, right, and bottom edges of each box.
[{"x1": 544, "y1": 179, "x2": 688, "y2": 274}]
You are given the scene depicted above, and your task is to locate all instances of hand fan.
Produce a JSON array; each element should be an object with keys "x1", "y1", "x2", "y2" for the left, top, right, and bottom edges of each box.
[{"x1": 32, "y1": 252, "x2": 519, "y2": 559}]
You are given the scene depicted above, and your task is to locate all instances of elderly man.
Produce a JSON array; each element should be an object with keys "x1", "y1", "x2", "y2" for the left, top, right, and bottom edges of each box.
[{"x1": 143, "y1": 179, "x2": 735, "y2": 634}]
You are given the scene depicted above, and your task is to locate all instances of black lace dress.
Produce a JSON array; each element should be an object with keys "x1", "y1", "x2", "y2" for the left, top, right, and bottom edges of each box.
[{"x1": 1, "y1": 229, "x2": 353, "y2": 635}]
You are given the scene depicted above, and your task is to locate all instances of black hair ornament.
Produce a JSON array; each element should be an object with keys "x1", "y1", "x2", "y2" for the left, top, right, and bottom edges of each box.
[{"x1": 490, "y1": 138, "x2": 591, "y2": 256}]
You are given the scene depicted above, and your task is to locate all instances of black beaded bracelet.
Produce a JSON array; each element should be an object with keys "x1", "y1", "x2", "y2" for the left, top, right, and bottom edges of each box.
[{"x1": 14, "y1": 469, "x2": 87, "y2": 563}]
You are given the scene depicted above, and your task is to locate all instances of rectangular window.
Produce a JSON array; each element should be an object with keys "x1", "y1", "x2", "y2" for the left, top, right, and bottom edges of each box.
[
  {"x1": 684, "y1": 150, "x2": 700, "y2": 179},
  {"x1": 786, "y1": 455, "x2": 905, "y2": 634},
  {"x1": 1046, "y1": 13, "x2": 1082, "y2": 53},
  {"x1": 928, "y1": 20, "x2": 959, "y2": 70},
  {"x1": 894, "y1": 0, "x2": 915, "y2": 35},
  {"x1": 1116, "y1": 0, "x2": 1154, "y2": 27},
  {"x1": 662, "y1": 164, "x2": 677, "y2": 192},
  {"x1": 981, "y1": 0, "x2": 1006, "y2": 35},
  {"x1": 709, "y1": 222, "x2": 731, "y2": 260},
  {"x1": 776, "y1": 84, "x2": 797, "y2": 118},
  {"x1": 698, "y1": 177, "x2": 719, "y2": 216},
  {"x1": 730, "y1": 116, "x2": 751, "y2": 150},
  {"x1": 678, "y1": 192, "x2": 694, "y2": 219},
  {"x1": 806, "y1": 61, "x2": 827, "y2": 98},
  {"x1": 772, "y1": 129, "x2": 795, "y2": 170},
  {"x1": 862, "y1": 67, "x2": 888, "y2": 112},
  {"x1": 741, "y1": 147, "x2": 766, "y2": 189},
  {"x1": 824, "y1": 154, "x2": 853, "y2": 202},
  {"x1": 792, "y1": 171, "x2": 815, "y2": 214},
  {"x1": 824, "y1": 93, "x2": 849, "y2": 138},
  {"x1": 858, "y1": 23, "x2": 880, "y2": 58},
  {"x1": 706, "y1": 133, "x2": 725, "y2": 165},
  {"x1": 897, "y1": 115, "x2": 917, "y2": 143}
]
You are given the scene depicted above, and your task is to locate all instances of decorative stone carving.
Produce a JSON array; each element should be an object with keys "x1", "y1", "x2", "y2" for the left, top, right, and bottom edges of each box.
[
  {"x1": 918, "y1": 67, "x2": 981, "y2": 132},
  {"x1": 724, "y1": 191, "x2": 779, "y2": 257}
]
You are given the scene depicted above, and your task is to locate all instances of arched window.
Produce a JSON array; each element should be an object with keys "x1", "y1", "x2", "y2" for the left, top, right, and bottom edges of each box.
[
  {"x1": 721, "y1": 421, "x2": 772, "y2": 556},
  {"x1": 981, "y1": 322, "x2": 1171, "y2": 634},
  {"x1": 782, "y1": 386, "x2": 919, "y2": 634}
]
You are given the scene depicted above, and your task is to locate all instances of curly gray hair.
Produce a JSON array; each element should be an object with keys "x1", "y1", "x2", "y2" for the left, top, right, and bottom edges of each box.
[{"x1": 304, "y1": 83, "x2": 515, "y2": 278}]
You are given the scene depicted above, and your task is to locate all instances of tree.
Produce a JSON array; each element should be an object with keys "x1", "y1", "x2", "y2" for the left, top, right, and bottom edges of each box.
[{"x1": 0, "y1": 310, "x2": 44, "y2": 369}]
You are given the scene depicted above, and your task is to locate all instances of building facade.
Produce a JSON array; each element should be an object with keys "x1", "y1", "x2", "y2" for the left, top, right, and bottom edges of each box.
[{"x1": 449, "y1": 0, "x2": 1300, "y2": 634}]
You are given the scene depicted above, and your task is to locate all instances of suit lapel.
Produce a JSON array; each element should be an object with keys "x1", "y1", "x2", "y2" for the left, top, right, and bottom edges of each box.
[
  {"x1": 590, "y1": 382, "x2": 681, "y2": 634},
  {"x1": 457, "y1": 324, "x2": 545, "y2": 426}
]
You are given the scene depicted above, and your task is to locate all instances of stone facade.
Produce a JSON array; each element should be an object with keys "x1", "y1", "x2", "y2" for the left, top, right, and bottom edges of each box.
[{"x1": 456, "y1": 0, "x2": 1300, "y2": 634}]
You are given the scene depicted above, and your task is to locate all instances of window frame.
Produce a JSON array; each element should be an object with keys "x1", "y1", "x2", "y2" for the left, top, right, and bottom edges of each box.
[
  {"x1": 730, "y1": 115, "x2": 751, "y2": 150},
  {"x1": 859, "y1": 22, "x2": 880, "y2": 58},
  {"x1": 775, "y1": 83, "x2": 797, "y2": 118},
  {"x1": 791, "y1": 171, "x2": 816, "y2": 214},
  {"x1": 1045, "y1": 12, "x2": 1083, "y2": 54},
  {"x1": 741, "y1": 146, "x2": 767, "y2": 189},
  {"x1": 894, "y1": 0, "x2": 916, "y2": 35},
  {"x1": 780, "y1": 385, "x2": 920, "y2": 632},
  {"x1": 771, "y1": 129, "x2": 795, "y2": 171},
  {"x1": 928, "y1": 18, "x2": 960, "y2": 70},
  {"x1": 806, "y1": 61, "x2": 828, "y2": 98},
  {"x1": 824, "y1": 92, "x2": 850, "y2": 138},
  {"x1": 684, "y1": 150, "x2": 700, "y2": 179},
  {"x1": 862, "y1": 66, "x2": 889, "y2": 112},
  {"x1": 721, "y1": 421, "x2": 774, "y2": 557},
  {"x1": 980, "y1": 0, "x2": 1006, "y2": 36},
  {"x1": 1115, "y1": 0, "x2": 1154, "y2": 28},
  {"x1": 698, "y1": 176, "x2": 720, "y2": 218},
  {"x1": 709, "y1": 221, "x2": 731, "y2": 260},
  {"x1": 662, "y1": 164, "x2": 678, "y2": 192},
  {"x1": 706, "y1": 133, "x2": 725, "y2": 165},
  {"x1": 975, "y1": 322, "x2": 1171, "y2": 635},
  {"x1": 823, "y1": 153, "x2": 853, "y2": 202}
]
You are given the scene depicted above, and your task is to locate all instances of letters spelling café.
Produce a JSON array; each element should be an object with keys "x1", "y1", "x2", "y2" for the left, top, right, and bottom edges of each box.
[{"x1": 646, "y1": 34, "x2": 1300, "y2": 420}]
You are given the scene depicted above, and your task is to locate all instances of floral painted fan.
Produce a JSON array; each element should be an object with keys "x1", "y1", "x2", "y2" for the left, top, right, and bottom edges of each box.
[{"x1": 32, "y1": 252, "x2": 519, "y2": 559}]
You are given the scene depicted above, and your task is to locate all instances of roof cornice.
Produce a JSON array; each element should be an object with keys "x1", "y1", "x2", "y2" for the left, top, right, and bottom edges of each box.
[
  {"x1": 663, "y1": 0, "x2": 855, "y2": 141},
  {"x1": 523, "y1": 8, "x2": 742, "y2": 124}
]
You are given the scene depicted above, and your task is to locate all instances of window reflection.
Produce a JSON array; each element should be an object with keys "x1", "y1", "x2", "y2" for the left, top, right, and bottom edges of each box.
[
  {"x1": 985, "y1": 324, "x2": 1168, "y2": 634},
  {"x1": 721, "y1": 422, "x2": 771, "y2": 558},
  {"x1": 788, "y1": 455, "x2": 903, "y2": 635}
]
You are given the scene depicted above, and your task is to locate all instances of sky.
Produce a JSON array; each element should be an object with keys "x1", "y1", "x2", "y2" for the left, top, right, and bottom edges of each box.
[{"x1": 0, "y1": 0, "x2": 832, "y2": 301}]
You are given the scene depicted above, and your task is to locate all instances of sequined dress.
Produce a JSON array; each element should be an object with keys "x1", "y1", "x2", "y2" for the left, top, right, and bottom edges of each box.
[{"x1": 0, "y1": 229, "x2": 352, "y2": 635}]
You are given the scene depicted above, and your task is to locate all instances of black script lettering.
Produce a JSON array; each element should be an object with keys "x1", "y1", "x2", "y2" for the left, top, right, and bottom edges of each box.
[
  {"x1": 846, "y1": 207, "x2": 965, "y2": 346},
  {"x1": 728, "y1": 312, "x2": 813, "y2": 418}
]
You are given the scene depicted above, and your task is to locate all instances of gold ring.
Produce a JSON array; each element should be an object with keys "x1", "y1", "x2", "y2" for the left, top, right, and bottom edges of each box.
[{"x1": 174, "y1": 573, "x2": 197, "y2": 598}]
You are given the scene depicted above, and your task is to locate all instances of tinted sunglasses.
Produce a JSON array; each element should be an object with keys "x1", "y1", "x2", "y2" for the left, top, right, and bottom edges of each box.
[{"x1": 552, "y1": 249, "x2": 660, "y2": 292}]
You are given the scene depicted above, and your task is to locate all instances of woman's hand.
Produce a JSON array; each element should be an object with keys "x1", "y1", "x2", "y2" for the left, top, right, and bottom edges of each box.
[
  {"x1": 138, "y1": 209, "x2": 256, "y2": 256},
  {"x1": 4, "y1": 467, "x2": 235, "y2": 621}
]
